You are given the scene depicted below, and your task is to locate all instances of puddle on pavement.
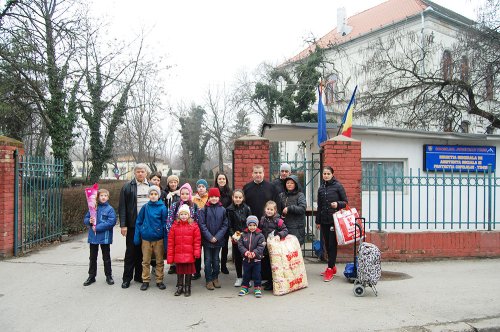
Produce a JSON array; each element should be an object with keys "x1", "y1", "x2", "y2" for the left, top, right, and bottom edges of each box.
[
  {"x1": 0, "y1": 294, "x2": 3, "y2": 297},
  {"x1": 381, "y1": 271, "x2": 412, "y2": 281}
]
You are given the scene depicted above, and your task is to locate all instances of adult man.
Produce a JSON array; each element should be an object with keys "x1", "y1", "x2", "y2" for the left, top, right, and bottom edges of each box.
[
  {"x1": 119, "y1": 163, "x2": 150, "y2": 289},
  {"x1": 243, "y1": 165, "x2": 278, "y2": 221},
  {"x1": 271, "y1": 163, "x2": 291, "y2": 194}
]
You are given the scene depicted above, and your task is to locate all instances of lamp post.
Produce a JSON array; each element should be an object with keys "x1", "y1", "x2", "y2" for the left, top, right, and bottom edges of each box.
[{"x1": 188, "y1": 150, "x2": 193, "y2": 178}]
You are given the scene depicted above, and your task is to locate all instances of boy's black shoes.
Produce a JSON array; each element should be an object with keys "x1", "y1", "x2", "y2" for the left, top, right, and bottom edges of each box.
[
  {"x1": 121, "y1": 281, "x2": 130, "y2": 289},
  {"x1": 83, "y1": 276, "x2": 96, "y2": 286},
  {"x1": 192, "y1": 273, "x2": 201, "y2": 280},
  {"x1": 140, "y1": 282, "x2": 149, "y2": 291},
  {"x1": 156, "y1": 282, "x2": 166, "y2": 290},
  {"x1": 221, "y1": 266, "x2": 229, "y2": 274},
  {"x1": 167, "y1": 265, "x2": 176, "y2": 274},
  {"x1": 106, "y1": 276, "x2": 114, "y2": 285}
]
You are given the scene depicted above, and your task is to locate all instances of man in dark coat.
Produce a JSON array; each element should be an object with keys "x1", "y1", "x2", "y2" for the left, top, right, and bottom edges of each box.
[
  {"x1": 243, "y1": 165, "x2": 278, "y2": 221},
  {"x1": 271, "y1": 163, "x2": 291, "y2": 195},
  {"x1": 119, "y1": 163, "x2": 150, "y2": 289}
]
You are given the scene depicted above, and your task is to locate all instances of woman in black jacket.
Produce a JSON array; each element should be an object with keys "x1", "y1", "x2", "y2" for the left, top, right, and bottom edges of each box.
[
  {"x1": 315, "y1": 166, "x2": 348, "y2": 282},
  {"x1": 277, "y1": 175, "x2": 306, "y2": 245},
  {"x1": 214, "y1": 172, "x2": 233, "y2": 274}
]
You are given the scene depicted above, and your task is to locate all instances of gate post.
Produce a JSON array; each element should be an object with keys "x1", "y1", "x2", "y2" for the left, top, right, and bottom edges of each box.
[
  {"x1": 0, "y1": 136, "x2": 24, "y2": 257},
  {"x1": 233, "y1": 135, "x2": 270, "y2": 190},
  {"x1": 321, "y1": 135, "x2": 362, "y2": 215}
]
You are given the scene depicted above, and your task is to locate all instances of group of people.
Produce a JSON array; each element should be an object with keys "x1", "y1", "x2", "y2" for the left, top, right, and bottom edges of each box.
[{"x1": 82, "y1": 162, "x2": 348, "y2": 298}]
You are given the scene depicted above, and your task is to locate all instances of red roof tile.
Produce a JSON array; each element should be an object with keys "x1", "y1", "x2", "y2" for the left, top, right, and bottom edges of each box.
[{"x1": 287, "y1": 0, "x2": 428, "y2": 63}]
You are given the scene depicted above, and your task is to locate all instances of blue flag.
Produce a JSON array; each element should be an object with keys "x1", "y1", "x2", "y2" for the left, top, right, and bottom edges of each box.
[{"x1": 317, "y1": 85, "x2": 327, "y2": 147}]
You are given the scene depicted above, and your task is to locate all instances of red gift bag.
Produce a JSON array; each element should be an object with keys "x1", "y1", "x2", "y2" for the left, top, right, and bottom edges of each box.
[{"x1": 333, "y1": 206, "x2": 364, "y2": 245}]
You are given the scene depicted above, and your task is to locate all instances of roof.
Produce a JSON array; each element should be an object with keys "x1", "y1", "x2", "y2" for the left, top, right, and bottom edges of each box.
[
  {"x1": 261, "y1": 122, "x2": 500, "y2": 142},
  {"x1": 286, "y1": 0, "x2": 474, "y2": 64}
]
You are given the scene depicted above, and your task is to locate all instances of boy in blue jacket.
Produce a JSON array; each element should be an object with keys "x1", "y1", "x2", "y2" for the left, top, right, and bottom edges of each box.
[
  {"x1": 134, "y1": 186, "x2": 168, "y2": 291},
  {"x1": 83, "y1": 189, "x2": 117, "y2": 286},
  {"x1": 198, "y1": 188, "x2": 228, "y2": 291}
]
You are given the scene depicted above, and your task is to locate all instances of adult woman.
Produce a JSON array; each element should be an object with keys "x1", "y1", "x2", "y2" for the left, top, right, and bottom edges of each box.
[
  {"x1": 277, "y1": 175, "x2": 306, "y2": 245},
  {"x1": 214, "y1": 172, "x2": 233, "y2": 274},
  {"x1": 315, "y1": 166, "x2": 348, "y2": 282}
]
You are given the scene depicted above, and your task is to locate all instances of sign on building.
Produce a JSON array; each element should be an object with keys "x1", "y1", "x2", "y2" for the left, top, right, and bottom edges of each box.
[{"x1": 424, "y1": 145, "x2": 496, "y2": 172}]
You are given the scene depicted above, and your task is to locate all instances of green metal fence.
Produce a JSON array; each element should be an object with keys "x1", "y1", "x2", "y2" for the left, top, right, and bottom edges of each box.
[
  {"x1": 14, "y1": 150, "x2": 64, "y2": 255},
  {"x1": 270, "y1": 153, "x2": 322, "y2": 257},
  {"x1": 362, "y1": 164, "x2": 499, "y2": 231}
]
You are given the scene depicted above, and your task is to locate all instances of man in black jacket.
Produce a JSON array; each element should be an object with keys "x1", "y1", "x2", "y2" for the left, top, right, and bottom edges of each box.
[
  {"x1": 119, "y1": 164, "x2": 150, "y2": 288},
  {"x1": 243, "y1": 165, "x2": 278, "y2": 221}
]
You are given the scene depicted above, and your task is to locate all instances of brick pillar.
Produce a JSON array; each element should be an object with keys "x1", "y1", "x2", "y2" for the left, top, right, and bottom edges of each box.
[
  {"x1": 233, "y1": 135, "x2": 270, "y2": 190},
  {"x1": 321, "y1": 135, "x2": 362, "y2": 214},
  {"x1": 0, "y1": 136, "x2": 24, "y2": 257}
]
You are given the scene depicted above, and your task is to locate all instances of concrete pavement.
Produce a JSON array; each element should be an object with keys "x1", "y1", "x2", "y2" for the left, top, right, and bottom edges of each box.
[{"x1": 1, "y1": 227, "x2": 499, "y2": 332}]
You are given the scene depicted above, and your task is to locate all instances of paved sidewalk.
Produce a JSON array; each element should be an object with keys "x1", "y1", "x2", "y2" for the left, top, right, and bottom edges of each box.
[{"x1": 0, "y1": 227, "x2": 499, "y2": 332}]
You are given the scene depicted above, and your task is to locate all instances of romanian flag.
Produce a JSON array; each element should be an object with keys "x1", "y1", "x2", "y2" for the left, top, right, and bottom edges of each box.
[
  {"x1": 341, "y1": 85, "x2": 357, "y2": 138},
  {"x1": 317, "y1": 84, "x2": 327, "y2": 146}
]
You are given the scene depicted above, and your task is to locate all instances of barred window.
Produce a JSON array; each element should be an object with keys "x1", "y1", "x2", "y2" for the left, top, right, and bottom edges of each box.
[
  {"x1": 442, "y1": 50, "x2": 453, "y2": 80},
  {"x1": 324, "y1": 74, "x2": 337, "y2": 106},
  {"x1": 362, "y1": 160, "x2": 405, "y2": 191}
]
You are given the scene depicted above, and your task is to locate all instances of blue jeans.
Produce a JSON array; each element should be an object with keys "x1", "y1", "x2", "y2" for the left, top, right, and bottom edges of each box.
[
  {"x1": 203, "y1": 246, "x2": 221, "y2": 282},
  {"x1": 242, "y1": 260, "x2": 262, "y2": 288}
]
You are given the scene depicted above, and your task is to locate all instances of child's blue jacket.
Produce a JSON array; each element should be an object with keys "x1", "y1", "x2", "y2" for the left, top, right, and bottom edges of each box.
[
  {"x1": 134, "y1": 200, "x2": 167, "y2": 244},
  {"x1": 83, "y1": 202, "x2": 116, "y2": 245}
]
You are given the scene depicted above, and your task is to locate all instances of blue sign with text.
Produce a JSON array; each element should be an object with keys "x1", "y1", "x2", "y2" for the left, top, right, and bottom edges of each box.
[{"x1": 424, "y1": 145, "x2": 496, "y2": 172}]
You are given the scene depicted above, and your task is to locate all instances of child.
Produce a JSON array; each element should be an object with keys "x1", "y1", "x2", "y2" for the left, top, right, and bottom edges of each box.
[
  {"x1": 237, "y1": 215, "x2": 265, "y2": 298},
  {"x1": 226, "y1": 189, "x2": 252, "y2": 286},
  {"x1": 193, "y1": 179, "x2": 209, "y2": 209},
  {"x1": 164, "y1": 174, "x2": 180, "y2": 275},
  {"x1": 164, "y1": 175, "x2": 180, "y2": 210},
  {"x1": 133, "y1": 185, "x2": 167, "y2": 291},
  {"x1": 198, "y1": 188, "x2": 229, "y2": 290},
  {"x1": 166, "y1": 183, "x2": 200, "y2": 278},
  {"x1": 167, "y1": 204, "x2": 201, "y2": 297},
  {"x1": 259, "y1": 200, "x2": 288, "y2": 291},
  {"x1": 83, "y1": 188, "x2": 116, "y2": 286}
]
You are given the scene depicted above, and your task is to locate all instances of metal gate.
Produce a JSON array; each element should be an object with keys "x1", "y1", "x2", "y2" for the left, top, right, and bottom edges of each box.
[
  {"x1": 270, "y1": 153, "x2": 322, "y2": 257},
  {"x1": 13, "y1": 150, "x2": 64, "y2": 255}
]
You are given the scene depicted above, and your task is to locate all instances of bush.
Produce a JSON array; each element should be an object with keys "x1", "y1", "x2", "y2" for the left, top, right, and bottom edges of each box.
[{"x1": 62, "y1": 180, "x2": 126, "y2": 235}]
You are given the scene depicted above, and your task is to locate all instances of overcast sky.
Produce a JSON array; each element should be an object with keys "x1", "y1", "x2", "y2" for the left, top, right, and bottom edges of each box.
[{"x1": 90, "y1": 0, "x2": 487, "y2": 107}]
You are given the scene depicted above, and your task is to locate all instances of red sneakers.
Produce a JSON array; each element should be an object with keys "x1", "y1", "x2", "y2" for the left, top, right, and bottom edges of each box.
[
  {"x1": 323, "y1": 268, "x2": 335, "y2": 282},
  {"x1": 320, "y1": 266, "x2": 337, "y2": 276}
]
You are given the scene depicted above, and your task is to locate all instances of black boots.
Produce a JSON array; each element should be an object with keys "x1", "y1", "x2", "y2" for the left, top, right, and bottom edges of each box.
[
  {"x1": 184, "y1": 274, "x2": 192, "y2": 297},
  {"x1": 174, "y1": 274, "x2": 184, "y2": 296},
  {"x1": 83, "y1": 276, "x2": 96, "y2": 286},
  {"x1": 106, "y1": 276, "x2": 114, "y2": 285}
]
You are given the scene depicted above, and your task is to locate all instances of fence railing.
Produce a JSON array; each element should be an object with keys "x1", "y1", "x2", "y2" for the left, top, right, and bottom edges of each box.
[
  {"x1": 362, "y1": 164, "x2": 499, "y2": 231},
  {"x1": 14, "y1": 151, "x2": 64, "y2": 254}
]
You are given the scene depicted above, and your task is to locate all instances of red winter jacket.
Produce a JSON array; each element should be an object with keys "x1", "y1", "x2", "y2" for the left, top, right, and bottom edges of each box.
[{"x1": 167, "y1": 219, "x2": 201, "y2": 264}]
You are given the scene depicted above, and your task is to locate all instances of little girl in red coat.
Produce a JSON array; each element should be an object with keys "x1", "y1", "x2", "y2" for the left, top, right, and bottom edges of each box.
[{"x1": 167, "y1": 204, "x2": 201, "y2": 297}]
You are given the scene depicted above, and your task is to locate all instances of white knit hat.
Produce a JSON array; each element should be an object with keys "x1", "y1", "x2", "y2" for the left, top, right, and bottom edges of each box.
[{"x1": 177, "y1": 204, "x2": 190, "y2": 216}]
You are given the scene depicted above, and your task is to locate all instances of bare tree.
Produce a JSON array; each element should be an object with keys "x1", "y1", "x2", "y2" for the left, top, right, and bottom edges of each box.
[
  {"x1": 0, "y1": 0, "x2": 86, "y2": 179},
  {"x1": 359, "y1": 2, "x2": 499, "y2": 132},
  {"x1": 203, "y1": 87, "x2": 234, "y2": 173}
]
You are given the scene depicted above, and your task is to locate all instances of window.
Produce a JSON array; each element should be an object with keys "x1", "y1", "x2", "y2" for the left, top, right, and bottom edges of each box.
[
  {"x1": 324, "y1": 74, "x2": 337, "y2": 106},
  {"x1": 362, "y1": 160, "x2": 405, "y2": 191},
  {"x1": 486, "y1": 64, "x2": 494, "y2": 101},
  {"x1": 442, "y1": 50, "x2": 453, "y2": 80},
  {"x1": 460, "y1": 56, "x2": 469, "y2": 82}
]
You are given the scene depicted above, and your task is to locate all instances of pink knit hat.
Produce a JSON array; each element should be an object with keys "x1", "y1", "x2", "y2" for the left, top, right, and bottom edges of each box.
[{"x1": 179, "y1": 183, "x2": 193, "y2": 201}]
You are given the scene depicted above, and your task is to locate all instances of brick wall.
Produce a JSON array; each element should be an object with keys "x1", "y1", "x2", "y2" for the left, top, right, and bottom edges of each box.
[
  {"x1": 321, "y1": 136, "x2": 362, "y2": 214},
  {"x1": 233, "y1": 135, "x2": 270, "y2": 190},
  {"x1": 0, "y1": 136, "x2": 24, "y2": 257},
  {"x1": 336, "y1": 231, "x2": 500, "y2": 262}
]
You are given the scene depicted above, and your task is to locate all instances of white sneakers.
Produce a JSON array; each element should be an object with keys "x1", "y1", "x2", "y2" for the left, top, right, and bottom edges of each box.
[{"x1": 234, "y1": 278, "x2": 242, "y2": 287}]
